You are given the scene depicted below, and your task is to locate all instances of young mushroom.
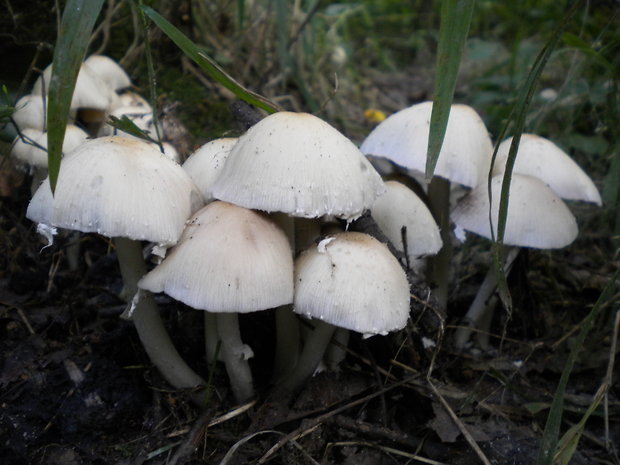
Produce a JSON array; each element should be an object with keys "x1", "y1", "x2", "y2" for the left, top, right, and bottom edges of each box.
[
  {"x1": 451, "y1": 174, "x2": 579, "y2": 348},
  {"x1": 370, "y1": 180, "x2": 442, "y2": 272},
  {"x1": 139, "y1": 201, "x2": 294, "y2": 402},
  {"x1": 280, "y1": 231, "x2": 410, "y2": 394},
  {"x1": 26, "y1": 136, "x2": 207, "y2": 399}
]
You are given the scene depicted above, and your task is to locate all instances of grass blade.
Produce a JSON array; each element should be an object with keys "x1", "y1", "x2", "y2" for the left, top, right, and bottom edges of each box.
[
  {"x1": 490, "y1": 0, "x2": 585, "y2": 313},
  {"x1": 46, "y1": 0, "x2": 104, "y2": 193},
  {"x1": 141, "y1": 5, "x2": 282, "y2": 114},
  {"x1": 425, "y1": 0, "x2": 475, "y2": 179},
  {"x1": 535, "y1": 268, "x2": 618, "y2": 465}
]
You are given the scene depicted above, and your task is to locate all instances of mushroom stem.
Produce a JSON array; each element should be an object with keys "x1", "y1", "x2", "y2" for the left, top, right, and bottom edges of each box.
[
  {"x1": 325, "y1": 328, "x2": 350, "y2": 370},
  {"x1": 427, "y1": 176, "x2": 453, "y2": 311},
  {"x1": 215, "y1": 312, "x2": 255, "y2": 402},
  {"x1": 271, "y1": 213, "x2": 300, "y2": 380},
  {"x1": 204, "y1": 312, "x2": 220, "y2": 364},
  {"x1": 453, "y1": 246, "x2": 520, "y2": 349},
  {"x1": 114, "y1": 237, "x2": 207, "y2": 399},
  {"x1": 279, "y1": 319, "x2": 336, "y2": 394}
]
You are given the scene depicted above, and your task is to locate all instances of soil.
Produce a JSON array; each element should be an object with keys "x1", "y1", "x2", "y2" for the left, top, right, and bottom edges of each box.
[{"x1": 0, "y1": 168, "x2": 618, "y2": 465}]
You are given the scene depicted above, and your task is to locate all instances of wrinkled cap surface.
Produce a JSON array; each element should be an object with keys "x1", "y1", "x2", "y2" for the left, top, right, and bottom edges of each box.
[
  {"x1": 294, "y1": 232, "x2": 410, "y2": 337},
  {"x1": 27, "y1": 136, "x2": 203, "y2": 246},
  {"x1": 492, "y1": 134, "x2": 601, "y2": 205},
  {"x1": 360, "y1": 102, "x2": 493, "y2": 187},
  {"x1": 211, "y1": 112, "x2": 385, "y2": 220},
  {"x1": 451, "y1": 174, "x2": 578, "y2": 249},
  {"x1": 139, "y1": 201, "x2": 294, "y2": 312}
]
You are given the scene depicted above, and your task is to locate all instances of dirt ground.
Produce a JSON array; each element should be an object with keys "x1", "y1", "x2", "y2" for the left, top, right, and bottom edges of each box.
[{"x1": 0, "y1": 163, "x2": 618, "y2": 465}]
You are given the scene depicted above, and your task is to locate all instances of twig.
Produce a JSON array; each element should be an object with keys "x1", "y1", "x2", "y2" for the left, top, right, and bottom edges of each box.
[
  {"x1": 256, "y1": 375, "x2": 420, "y2": 464},
  {"x1": 426, "y1": 311, "x2": 492, "y2": 465}
]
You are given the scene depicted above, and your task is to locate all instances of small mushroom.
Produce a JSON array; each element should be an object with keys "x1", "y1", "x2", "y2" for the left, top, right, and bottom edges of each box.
[
  {"x1": 139, "y1": 201, "x2": 294, "y2": 402},
  {"x1": 451, "y1": 174, "x2": 579, "y2": 349},
  {"x1": 280, "y1": 232, "x2": 410, "y2": 393}
]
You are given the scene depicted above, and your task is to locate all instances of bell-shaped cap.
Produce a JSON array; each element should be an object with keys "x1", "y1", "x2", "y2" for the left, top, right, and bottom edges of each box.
[
  {"x1": 294, "y1": 232, "x2": 410, "y2": 337},
  {"x1": 12, "y1": 95, "x2": 48, "y2": 131},
  {"x1": 139, "y1": 201, "x2": 294, "y2": 312},
  {"x1": 451, "y1": 174, "x2": 578, "y2": 249},
  {"x1": 182, "y1": 138, "x2": 238, "y2": 202},
  {"x1": 361, "y1": 101, "x2": 493, "y2": 187},
  {"x1": 26, "y1": 136, "x2": 203, "y2": 246},
  {"x1": 492, "y1": 134, "x2": 601, "y2": 205},
  {"x1": 371, "y1": 180, "x2": 442, "y2": 259},
  {"x1": 83, "y1": 55, "x2": 132, "y2": 92},
  {"x1": 212, "y1": 112, "x2": 385, "y2": 220},
  {"x1": 32, "y1": 62, "x2": 118, "y2": 111},
  {"x1": 11, "y1": 124, "x2": 88, "y2": 170}
]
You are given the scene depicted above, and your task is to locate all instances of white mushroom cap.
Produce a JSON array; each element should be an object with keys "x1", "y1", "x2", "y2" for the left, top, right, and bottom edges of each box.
[
  {"x1": 32, "y1": 62, "x2": 118, "y2": 111},
  {"x1": 182, "y1": 138, "x2": 238, "y2": 202},
  {"x1": 294, "y1": 232, "x2": 410, "y2": 337},
  {"x1": 492, "y1": 134, "x2": 601, "y2": 205},
  {"x1": 371, "y1": 180, "x2": 442, "y2": 259},
  {"x1": 26, "y1": 136, "x2": 203, "y2": 246},
  {"x1": 12, "y1": 95, "x2": 48, "y2": 131},
  {"x1": 11, "y1": 124, "x2": 88, "y2": 170},
  {"x1": 360, "y1": 101, "x2": 493, "y2": 187},
  {"x1": 451, "y1": 174, "x2": 578, "y2": 249},
  {"x1": 139, "y1": 201, "x2": 294, "y2": 312},
  {"x1": 211, "y1": 112, "x2": 385, "y2": 220},
  {"x1": 83, "y1": 54, "x2": 132, "y2": 92}
]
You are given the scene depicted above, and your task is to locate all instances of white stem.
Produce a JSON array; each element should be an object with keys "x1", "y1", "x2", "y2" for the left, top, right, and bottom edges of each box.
[
  {"x1": 325, "y1": 328, "x2": 349, "y2": 370},
  {"x1": 427, "y1": 177, "x2": 452, "y2": 311},
  {"x1": 216, "y1": 312, "x2": 255, "y2": 402},
  {"x1": 280, "y1": 319, "x2": 336, "y2": 394},
  {"x1": 271, "y1": 213, "x2": 300, "y2": 380},
  {"x1": 454, "y1": 246, "x2": 520, "y2": 349},
  {"x1": 204, "y1": 312, "x2": 220, "y2": 364},
  {"x1": 114, "y1": 237, "x2": 206, "y2": 400}
]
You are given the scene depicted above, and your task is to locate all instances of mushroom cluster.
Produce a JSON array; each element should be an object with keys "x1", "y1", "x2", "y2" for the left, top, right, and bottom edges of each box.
[
  {"x1": 360, "y1": 101, "x2": 601, "y2": 350},
  {"x1": 135, "y1": 110, "x2": 415, "y2": 400}
]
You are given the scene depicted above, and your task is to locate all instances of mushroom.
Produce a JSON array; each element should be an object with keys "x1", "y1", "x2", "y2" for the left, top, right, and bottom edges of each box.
[
  {"x1": 182, "y1": 137, "x2": 238, "y2": 202},
  {"x1": 280, "y1": 232, "x2": 410, "y2": 393},
  {"x1": 12, "y1": 95, "x2": 51, "y2": 131},
  {"x1": 451, "y1": 174, "x2": 579, "y2": 348},
  {"x1": 26, "y1": 136, "x2": 207, "y2": 398},
  {"x1": 360, "y1": 101, "x2": 493, "y2": 309},
  {"x1": 83, "y1": 54, "x2": 132, "y2": 93},
  {"x1": 139, "y1": 201, "x2": 294, "y2": 402},
  {"x1": 32, "y1": 61, "x2": 119, "y2": 135},
  {"x1": 492, "y1": 134, "x2": 602, "y2": 205},
  {"x1": 211, "y1": 111, "x2": 385, "y2": 378},
  {"x1": 10, "y1": 124, "x2": 89, "y2": 194},
  {"x1": 370, "y1": 180, "x2": 442, "y2": 272}
]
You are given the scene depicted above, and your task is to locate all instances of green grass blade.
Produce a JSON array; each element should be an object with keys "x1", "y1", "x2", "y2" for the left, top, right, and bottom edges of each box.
[
  {"x1": 141, "y1": 5, "x2": 282, "y2": 114},
  {"x1": 425, "y1": 0, "x2": 475, "y2": 179},
  {"x1": 490, "y1": 0, "x2": 585, "y2": 313},
  {"x1": 46, "y1": 0, "x2": 104, "y2": 193},
  {"x1": 535, "y1": 268, "x2": 618, "y2": 465},
  {"x1": 107, "y1": 115, "x2": 159, "y2": 144},
  {"x1": 136, "y1": 0, "x2": 163, "y2": 150}
]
